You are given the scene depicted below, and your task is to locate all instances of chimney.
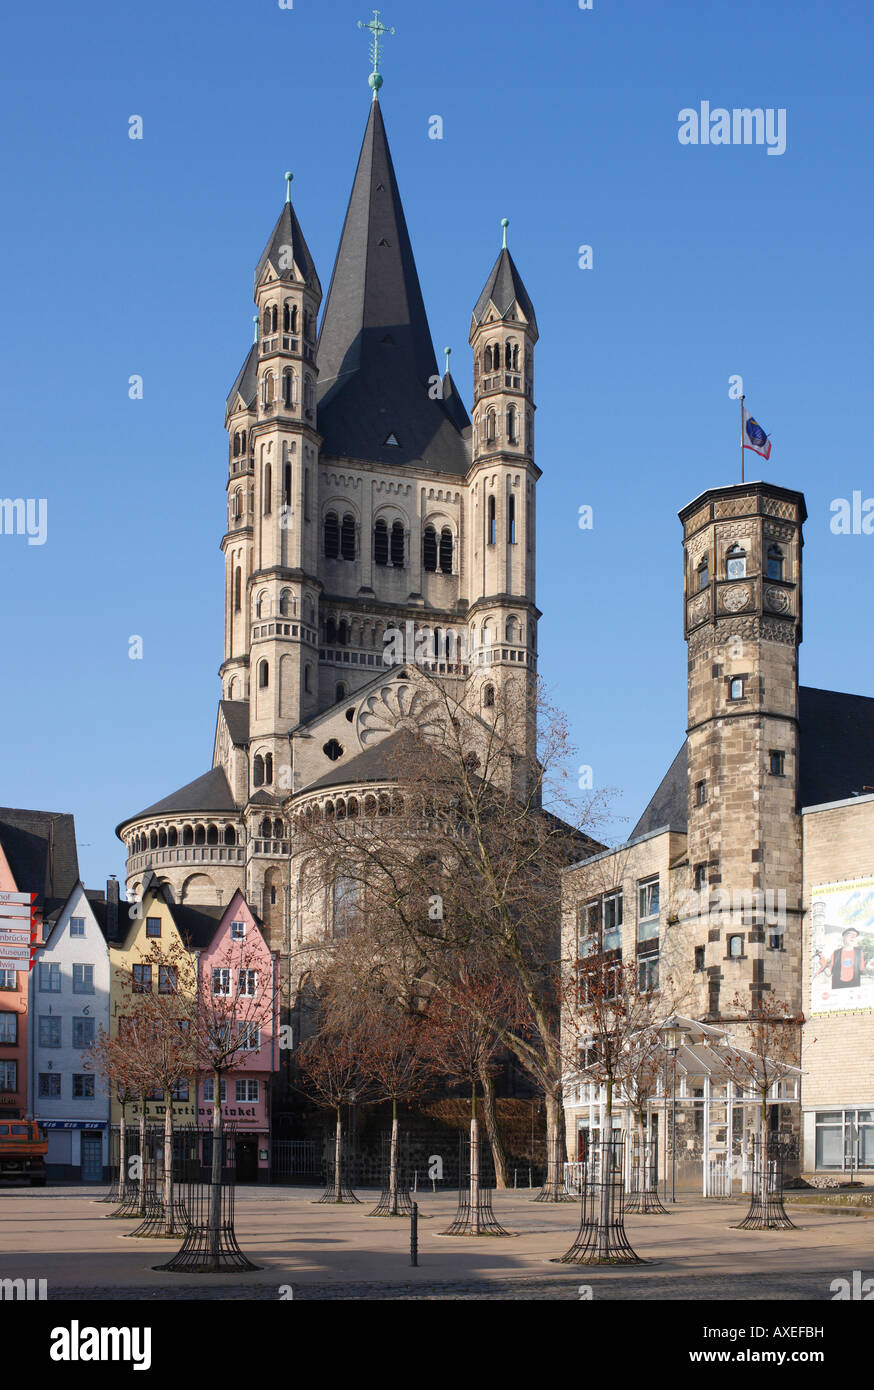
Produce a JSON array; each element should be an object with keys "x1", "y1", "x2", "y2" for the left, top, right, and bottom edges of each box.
[{"x1": 106, "y1": 875, "x2": 119, "y2": 939}]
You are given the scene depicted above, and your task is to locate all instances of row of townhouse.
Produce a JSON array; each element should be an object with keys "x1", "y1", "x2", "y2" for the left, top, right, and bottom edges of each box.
[{"x1": 0, "y1": 811, "x2": 279, "y2": 1182}]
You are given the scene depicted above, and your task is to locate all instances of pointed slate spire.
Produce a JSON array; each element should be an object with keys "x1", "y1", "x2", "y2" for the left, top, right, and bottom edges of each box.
[
  {"x1": 472, "y1": 243, "x2": 538, "y2": 339},
  {"x1": 316, "y1": 100, "x2": 470, "y2": 474},
  {"x1": 254, "y1": 184, "x2": 321, "y2": 296}
]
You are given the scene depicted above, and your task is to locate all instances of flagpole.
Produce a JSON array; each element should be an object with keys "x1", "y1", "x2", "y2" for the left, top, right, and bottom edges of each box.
[{"x1": 740, "y1": 393, "x2": 745, "y2": 484}]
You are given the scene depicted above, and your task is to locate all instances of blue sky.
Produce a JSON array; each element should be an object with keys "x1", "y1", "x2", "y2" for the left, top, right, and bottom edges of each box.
[{"x1": 1, "y1": 0, "x2": 872, "y2": 885}]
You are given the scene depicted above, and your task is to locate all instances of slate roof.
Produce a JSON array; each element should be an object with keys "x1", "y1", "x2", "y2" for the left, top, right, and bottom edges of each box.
[
  {"x1": 254, "y1": 198, "x2": 321, "y2": 297},
  {"x1": 220, "y1": 700, "x2": 250, "y2": 747},
  {"x1": 117, "y1": 767, "x2": 237, "y2": 832},
  {"x1": 316, "y1": 99, "x2": 471, "y2": 476},
  {"x1": 628, "y1": 684, "x2": 874, "y2": 841},
  {"x1": 472, "y1": 247, "x2": 538, "y2": 334},
  {"x1": 169, "y1": 902, "x2": 226, "y2": 949},
  {"x1": 0, "y1": 808, "x2": 80, "y2": 905},
  {"x1": 305, "y1": 729, "x2": 415, "y2": 793},
  {"x1": 226, "y1": 343, "x2": 258, "y2": 413}
]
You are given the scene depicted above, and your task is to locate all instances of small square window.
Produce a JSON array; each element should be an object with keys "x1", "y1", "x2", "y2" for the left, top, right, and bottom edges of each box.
[
  {"x1": 728, "y1": 934, "x2": 744, "y2": 959},
  {"x1": 73, "y1": 1073, "x2": 95, "y2": 1099},
  {"x1": 729, "y1": 678, "x2": 744, "y2": 701},
  {"x1": 146, "y1": 918, "x2": 162, "y2": 938},
  {"x1": 72, "y1": 964, "x2": 94, "y2": 995},
  {"x1": 69, "y1": 917, "x2": 85, "y2": 938},
  {"x1": 695, "y1": 780, "x2": 706, "y2": 806},
  {"x1": 230, "y1": 921, "x2": 246, "y2": 940},
  {"x1": 768, "y1": 933, "x2": 784, "y2": 951},
  {"x1": 694, "y1": 945, "x2": 705, "y2": 972},
  {"x1": 769, "y1": 750, "x2": 785, "y2": 776}
]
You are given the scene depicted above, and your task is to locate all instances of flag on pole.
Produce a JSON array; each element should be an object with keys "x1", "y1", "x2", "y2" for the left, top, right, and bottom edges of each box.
[{"x1": 742, "y1": 407, "x2": 771, "y2": 459}]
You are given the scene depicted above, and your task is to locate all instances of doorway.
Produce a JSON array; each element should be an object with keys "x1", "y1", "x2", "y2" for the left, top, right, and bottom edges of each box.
[
  {"x1": 235, "y1": 1136, "x2": 258, "y2": 1183},
  {"x1": 81, "y1": 1131, "x2": 103, "y2": 1183}
]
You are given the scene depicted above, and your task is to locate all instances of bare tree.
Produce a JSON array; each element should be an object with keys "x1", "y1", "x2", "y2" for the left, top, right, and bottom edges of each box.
[{"x1": 296, "y1": 1025, "x2": 371, "y2": 1201}]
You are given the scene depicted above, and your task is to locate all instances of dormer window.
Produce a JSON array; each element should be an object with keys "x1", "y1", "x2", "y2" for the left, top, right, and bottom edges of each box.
[{"x1": 725, "y1": 545, "x2": 746, "y2": 579}]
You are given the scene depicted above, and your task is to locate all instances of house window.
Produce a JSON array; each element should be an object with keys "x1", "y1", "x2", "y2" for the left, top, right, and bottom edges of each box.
[
  {"x1": 238, "y1": 1023, "x2": 261, "y2": 1051},
  {"x1": 158, "y1": 966, "x2": 177, "y2": 995},
  {"x1": 695, "y1": 780, "x2": 706, "y2": 806},
  {"x1": 768, "y1": 932, "x2": 784, "y2": 951},
  {"x1": 146, "y1": 917, "x2": 162, "y2": 938},
  {"x1": 235, "y1": 1078, "x2": 259, "y2": 1103},
  {"x1": 39, "y1": 962, "x2": 61, "y2": 993},
  {"x1": 72, "y1": 965, "x2": 94, "y2": 994},
  {"x1": 212, "y1": 967, "x2": 232, "y2": 997},
  {"x1": 725, "y1": 544, "x2": 747, "y2": 579},
  {"x1": 230, "y1": 920, "x2": 246, "y2": 940},
  {"x1": 0, "y1": 970, "x2": 16, "y2": 990},
  {"x1": 0, "y1": 1060, "x2": 17, "y2": 1091},
  {"x1": 729, "y1": 677, "x2": 744, "y2": 701},
  {"x1": 577, "y1": 900, "x2": 601, "y2": 957},
  {"x1": 38, "y1": 1072, "x2": 60, "y2": 1098},
  {"x1": 73, "y1": 1017, "x2": 95, "y2": 1049},
  {"x1": 133, "y1": 964, "x2": 152, "y2": 993},
  {"x1": 769, "y1": 750, "x2": 785, "y2": 776},
  {"x1": 767, "y1": 545, "x2": 784, "y2": 581},
  {"x1": 602, "y1": 892, "x2": 623, "y2": 951},
  {"x1": 238, "y1": 970, "x2": 258, "y2": 997},
  {"x1": 694, "y1": 945, "x2": 705, "y2": 972},
  {"x1": 638, "y1": 955, "x2": 659, "y2": 993},
  {"x1": 171, "y1": 1079, "x2": 189, "y2": 1102},
  {"x1": 202, "y1": 1077, "x2": 227, "y2": 1103},
  {"x1": 637, "y1": 878, "x2": 660, "y2": 942},
  {"x1": 38, "y1": 1016, "x2": 62, "y2": 1048},
  {"x1": 815, "y1": 1108, "x2": 874, "y2": 1171},
  {"x1": 727, "y1": 934, "x2": 744, "y2": 958},
  {"x1": 0, "y1": 1012, "x2": 17, "y2": 1044},
  {"x1": 70, "y1": 917, "x2": 85, "y2": 937},
  {"x1": 73, "y1": 1074, "x2": 95, "y2": 1099}
]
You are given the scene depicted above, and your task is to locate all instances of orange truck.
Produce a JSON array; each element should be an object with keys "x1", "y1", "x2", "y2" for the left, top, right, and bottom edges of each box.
[{"x1": 0, "y1": 1119, "x2": 47, "y2": 1185}]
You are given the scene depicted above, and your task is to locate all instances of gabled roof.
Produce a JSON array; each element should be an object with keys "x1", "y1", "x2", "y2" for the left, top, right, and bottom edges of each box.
[
  {"x1": 304, "y1": 729, "x2": 415, "y2": 793},
  {"x1": 472, "y1": 247, "x2": 538, "y2": 336},
  {"x1": 117, "y1": 767, "x2": 237, "y2": 834},
  {"x1": 629, "y1": 744, "x2": 689, "y2": 840},
  {"x1": 0, "y1": 808, "x2": 80, "y2": 905},
  {"x1": 316, "y1": 99, "x2": 471, "y2": 476},
  {"x1": 254, "y1": 198, "x2": 320, "y2": 297},
  {"x1": 225, "y1": 343, "x2": 258, "y2": 414}
]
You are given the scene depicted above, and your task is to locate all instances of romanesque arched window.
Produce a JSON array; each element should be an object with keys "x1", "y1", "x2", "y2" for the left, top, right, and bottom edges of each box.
[
  {"x1": 324, "y1": 511, "x2": 339, "y2": 559},
  {"x1": 507, "y1": 406, "x2": 518, "y2": 444},
  {"x1": 486, "y1": 410, "x2": 496, "y2": 443},
  {"x1": 374, "y1": 518, "x2": 388, "y2": 566},
  {"x1": 488, "y1": 496, "x2": 496, "y2": 545},
  {"x1": 390, "y1": 520, "x2": 405, "y2": 567},
  {"x1": 484, "y1": 345, "x2": 493, "y2": 372},
  {"x1": 234, "y1": 567, "x2": 242, "y2": 612},
  {"x1": 264, "y1": 753, "x2": 273, "y2": 784},
  {"x1": 423, "y1": 525, "x2": 437, "y2": 572},
  {"x1": 253, "y1": 756, "x2": 265, "y2": 787},
  {"x1": 439, "y1": 527, "x2": 453, "y2": 574},
  {"x1": 263, "y1": 464, "x2": 272, "y2": 514},
  {"x1": 508, "y1": 494, "x2": 516, "y2": 543},
  {"x1": 258, "y1": 659, "x2": 269, "y2": 689},
  {"x1": 340, "y1": 513, "x2": 356, "y2": 561}
]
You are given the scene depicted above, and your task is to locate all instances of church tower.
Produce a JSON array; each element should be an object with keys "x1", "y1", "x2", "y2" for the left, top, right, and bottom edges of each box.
[
  {"x1": 467, "y1": 225, "x2": 540, "y2": 745},
  {"x1": 680, "y1": 482, "x2": 806, "y2": 1020}
]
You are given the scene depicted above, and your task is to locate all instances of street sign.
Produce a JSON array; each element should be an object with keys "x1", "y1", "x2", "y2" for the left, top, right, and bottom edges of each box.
[
  {"x1": 0, "y1": 892, "x2": 35, "y2": 906},
  {"x1": 0, "y1": 948, "x2": 31, "y2": 965},
  {"x1": 0, "y1": 903, "x2": 32, "y2": 919},
  {"x1": 0, "y1": 924, "x2": 30, "y2": 941}
]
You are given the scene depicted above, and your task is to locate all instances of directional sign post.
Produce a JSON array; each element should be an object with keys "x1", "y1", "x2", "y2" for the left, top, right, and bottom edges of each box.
[{"x1": 0, "y1": 893, "x2": 37, "y2": 971}]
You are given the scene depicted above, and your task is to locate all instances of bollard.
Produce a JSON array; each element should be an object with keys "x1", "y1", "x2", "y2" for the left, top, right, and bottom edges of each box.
[
  {"x1": 513, "y1": 1167, "x2": 518, "y2": 1190},
  {"x1": 410, "y1": 1200, "x2": 419, "y2": 1266}
]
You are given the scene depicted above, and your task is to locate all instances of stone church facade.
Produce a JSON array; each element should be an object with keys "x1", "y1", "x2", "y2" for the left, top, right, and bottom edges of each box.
[{"x1": 117, "y1": 93, "x2": 540, "y2": 1013}]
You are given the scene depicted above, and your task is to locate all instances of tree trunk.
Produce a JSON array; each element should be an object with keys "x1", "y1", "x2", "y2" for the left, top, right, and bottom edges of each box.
[
  {"x1": 208, "y1": 1069, "x2": 223, "y2": 1265},
  {"x1": 470, "y1": 1085, "x2": 480, "y2": 1234},
  {"x1": 334, "y1": 1106, "x2": 342, "y2": 1201},
  {"x1": 118, "y1": 1107, "x2": 127, "y2": 1199},
  {"x1": 389, "y1": 1101, "x2": 399, "y2": 1215},
  {"x1": 598, "y1": 1078, "x2": 614, "y2": 1257},
  {"x1": 543, "y1": 1086, "x2": 566, "y2": 1198},
  {"x1": 478, "y1": 1064, "x2": 509, "y2": 1189},
  {"x1": 162, "y1": 1091, "x2": 174, "y2": 1235}
]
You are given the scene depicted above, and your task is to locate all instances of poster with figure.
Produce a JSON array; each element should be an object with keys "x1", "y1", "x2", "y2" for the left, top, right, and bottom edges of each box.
[{"x1": 810, "y1": 879, "x2": 874, "y2": 1014}]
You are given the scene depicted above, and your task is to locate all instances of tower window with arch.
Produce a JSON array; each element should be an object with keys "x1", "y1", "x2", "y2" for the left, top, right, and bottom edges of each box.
[
  {"x1": 505, "y1": 615, "x2": 520, "y2": 643},
  {"x1": 340, "y1": 513, "x2": 356, "y2": 561},
  {"x1": 510, "y1": 341, "x2": 520, "y2": 370},
  {"x1": 253, "y1": 755, "x2": 265, "y2": 788},
  {"x1": 767, "y1": 545, "x2": 785, "y2": 581},
  {"x1": 483, "y1": 683, "x2": 495, "y2": 709},
  {"x1": 324, "y1": 511, "x2": 340, "y2": 559},
  {"x1": 487, "y1": 496, "x2": 496, "y2": 546},
  {"x1": 279, "y1": 590, "x2": 292, "y2": 617},
  {"x1": 725, "y1": 544, "x2": 747, "y2": 579},
  {"x1": 255, "y1": 592, "x2": 268, "y2": 618},
  {"x1": 374, "y1": 517, "x2": 388, "y2": 566},
  {"x1": 258, "y1": 659, "x2": 269, "y2": 689},
  {"x1": 303, "y1": 377, "x2": 314, "y2": 414},
  {"x1": 304, "y1": 663, "x2": 312, "y2": 694},
  {"x1": 486, "y1": 409, "x2": 497, "y2": 444},
  {"x1": 231, "y1": 491, "x2": 241, "y2": 521},
  {"x1": 390, "y1": 520, "x2": 405, "y2": 567},
  {"x1": 261, "y1": 372, "x2": 275, "y2": 406},
  {"x1": 263, "y1": 463, "x2": 272, "y2": 514},
  {"x1": 282, "y1": 371, "x2": 297, "y2": 408},
  {"x1": 234, "y1": 567, "x2": 242, "y2": 612},
  {"x1": 264, "y1": 753, "x2": 273, "y2": 784},
  {"x1": 484, "y1": 345, "x2": 493, "y2": 372},
  {"x1": 283, "y1": 463, "x2": 292, "y2": 507},
  {"x1": 508, "y1": 494, "x2": 516, "y2": 544},
  {"x1": 507, "y1": 405, "x2": 518, "y2": 445},
  {"x1": 697, "y1": 556, "x2": 710, "y2": 590},
  {"x1": 439, "y1": 527, "x2": 453, "y2": 574},
  {"x1": 423, "y1": 525, "x2": 437, "y2": 572}
]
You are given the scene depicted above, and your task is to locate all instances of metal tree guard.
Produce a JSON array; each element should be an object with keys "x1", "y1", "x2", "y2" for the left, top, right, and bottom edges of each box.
[
  {"x1": 534, "y1": 1127, "x2": 576, "y2": 1202},
  {"x1": 96, "y1": 1125, "x2": 121, "y2": 1204},
  {"x1": 369, "y1": 1129, "x2": 413, "y2": 1217},
  {"x1": 626, "y1": 1136, "x2": 669, "y2": 1215},
  {"x1": 155, "y1": 1126, "x2": 259, "y2": 1273},
  {"x1": 316, "y1": 1125, "x2": 361, "y2": 1204},
  {"x1": 733, "y1": 1135, "x2": 796, "y2": 1231},
  {"x1": 556, "y1": 1138, "x2": 643, "y2": 1265},
  {"x1": 126, "y1": 1129, "x2": 191, "y2": 1239},
  {"x1": 106, "y1": 1123, "x2": 146, "y2": 1219},
  {"x1": 440, "y1": 1128, "x2": 512, "y2": 1236}
]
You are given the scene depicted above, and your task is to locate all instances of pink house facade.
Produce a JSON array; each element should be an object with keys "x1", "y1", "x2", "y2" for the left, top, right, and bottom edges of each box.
[{"x1": 196, "y1": 891, "x2": 279, "y2": 1182}]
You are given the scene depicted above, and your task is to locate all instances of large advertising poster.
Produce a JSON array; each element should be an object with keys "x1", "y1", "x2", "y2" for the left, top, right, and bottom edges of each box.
[{"x1": 810, "y1": 879, "x2": 874, "y2": 1014}]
